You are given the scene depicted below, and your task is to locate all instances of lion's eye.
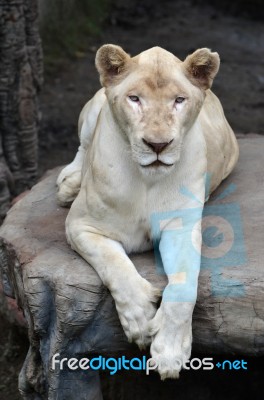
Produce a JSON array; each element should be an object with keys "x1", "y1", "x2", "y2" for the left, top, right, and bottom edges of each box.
[
  {"x1": 129, "y1": 95, "x2": 140, "y2": 102},
  {"x1": 175, "y1": 97, "x2": 185, "y2": 104}
]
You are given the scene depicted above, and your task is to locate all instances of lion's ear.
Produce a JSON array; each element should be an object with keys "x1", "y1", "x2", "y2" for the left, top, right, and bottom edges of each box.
[
  {"x1": 95, "y1": 44, "x2": 131, "y2": 87},
  {"x1": 182, "y1": 48, "x2": 220, "y2": 90}
]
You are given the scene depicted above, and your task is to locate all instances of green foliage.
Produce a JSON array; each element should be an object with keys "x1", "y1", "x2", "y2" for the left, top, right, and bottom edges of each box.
[{"x1": 40, "y1": 0, "x2": 111, "y2": 74}]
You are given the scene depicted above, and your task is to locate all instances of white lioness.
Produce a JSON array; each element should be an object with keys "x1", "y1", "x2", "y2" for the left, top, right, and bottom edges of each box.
[{"x1": 57, "y1": 45, "x2": 238, "y2": 379}]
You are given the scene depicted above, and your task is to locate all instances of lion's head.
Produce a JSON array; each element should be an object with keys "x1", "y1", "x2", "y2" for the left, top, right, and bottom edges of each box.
[{"x1": 95, "y1": 45, "x2": 220, "y2": 177}]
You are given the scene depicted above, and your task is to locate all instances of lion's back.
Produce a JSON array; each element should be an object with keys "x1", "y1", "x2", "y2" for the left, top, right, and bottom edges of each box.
[{"x1": 199, "y1": 90, "x2": 239, "y2": 193}]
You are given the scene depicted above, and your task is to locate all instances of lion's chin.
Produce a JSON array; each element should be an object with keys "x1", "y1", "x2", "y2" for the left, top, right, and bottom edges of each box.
[
  {"x1": 140, "y1": 160, "x2": 174, "y2": 168},
  {"x1": 139, "y1": 160, "x2": 175, "y2": 178}
]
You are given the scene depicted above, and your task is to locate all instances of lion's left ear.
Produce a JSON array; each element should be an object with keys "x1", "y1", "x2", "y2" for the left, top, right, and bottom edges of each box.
[
  {"x1": 95, "y1": 44, "x2": 131, "y2": 87},
  {"x1": 182, "y1": 48, "x2": 220, "y2": 90}
]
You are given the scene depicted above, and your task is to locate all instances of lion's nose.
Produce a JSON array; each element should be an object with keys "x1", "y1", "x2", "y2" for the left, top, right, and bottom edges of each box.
[{"x1": 142, "y1": 139, "x2": 172, "y2": 154}]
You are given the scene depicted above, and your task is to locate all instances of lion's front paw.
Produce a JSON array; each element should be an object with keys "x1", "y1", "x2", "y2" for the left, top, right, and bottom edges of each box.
[
  {"x1": 114, "y1": 278, "x2": 161, "y2": 349},
  {"x1": 57, "y1": 167, "x2": 81, "y2": 207},
  {"x1": 149, "y1": 304, "x2": 193, "y2": 380}
]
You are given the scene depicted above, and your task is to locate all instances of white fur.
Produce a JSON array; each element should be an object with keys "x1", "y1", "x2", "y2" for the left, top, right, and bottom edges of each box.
[{"x1": 57, "y1": 47, "x2": 239, "y2": 379}]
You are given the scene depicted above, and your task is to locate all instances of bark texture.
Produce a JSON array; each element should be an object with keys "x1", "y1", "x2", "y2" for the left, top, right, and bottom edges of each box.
[
  {"x1": 0, "y1": 137, "x2": 264, "y2": 399},
  {"x1": 0, "y1": 0, "x2": 43, "y2": 222}
]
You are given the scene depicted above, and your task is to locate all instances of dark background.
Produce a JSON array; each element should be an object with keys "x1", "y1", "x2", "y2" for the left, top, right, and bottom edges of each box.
[{"x1": 38, "y1": 0, "x2": 264, "y2": 175}]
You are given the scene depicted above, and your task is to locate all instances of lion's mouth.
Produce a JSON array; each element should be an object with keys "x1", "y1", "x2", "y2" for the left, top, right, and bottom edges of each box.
[{"x1": 141, "y1": 160, "x2": 174, "y2": 168}]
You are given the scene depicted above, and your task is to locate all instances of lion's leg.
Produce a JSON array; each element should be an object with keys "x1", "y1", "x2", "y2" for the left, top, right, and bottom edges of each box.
[
  {"x1": 149, "y1": 190, "x2": 205, "y2": 379},
  {"x1": 56, "y1": 146, "x2": 84, "y2": 207},
  {"x1": 66, "y1": 219, "x2": 161, "y2": 349}
]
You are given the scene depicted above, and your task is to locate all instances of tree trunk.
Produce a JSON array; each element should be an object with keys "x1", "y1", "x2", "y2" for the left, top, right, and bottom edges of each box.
[{"x1": 0, "y1": 0, "x2": 43, "y2": 222}]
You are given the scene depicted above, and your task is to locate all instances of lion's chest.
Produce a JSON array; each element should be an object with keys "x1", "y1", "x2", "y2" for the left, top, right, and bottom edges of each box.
[
  {"x1": 118, "y1": 192, "x2": 180, "y2": 253},
  {"x1": 86, "y1": 177, "x2": 178, "y2": 253}
]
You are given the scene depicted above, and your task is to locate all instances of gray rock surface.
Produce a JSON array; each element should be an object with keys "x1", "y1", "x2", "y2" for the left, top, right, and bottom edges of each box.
[{"x1": 0, "y1": 136, "x2": 264, "y2": 399}]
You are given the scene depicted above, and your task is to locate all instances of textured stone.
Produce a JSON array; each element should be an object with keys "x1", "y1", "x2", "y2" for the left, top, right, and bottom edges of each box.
[{"x1": 0, "y1": 136, "x2": 264, "y2": 398}]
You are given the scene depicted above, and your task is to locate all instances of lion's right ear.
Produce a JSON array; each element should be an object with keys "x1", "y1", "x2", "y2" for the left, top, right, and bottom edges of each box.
[{"x1": 95, "y1": 44, "x2": 131, "y2": 87}]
